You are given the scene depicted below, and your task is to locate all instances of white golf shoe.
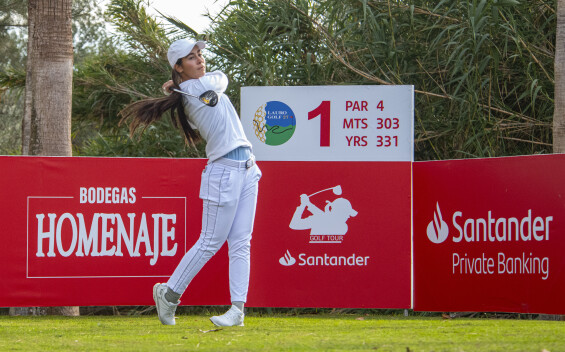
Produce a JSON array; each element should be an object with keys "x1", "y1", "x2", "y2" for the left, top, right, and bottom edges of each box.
[
  {"x1": 153, "y1": 283, "x2": 179, "y2": 325},
  {"x1": 210, "y1": 305, "x2": 244, "y2": 327}
]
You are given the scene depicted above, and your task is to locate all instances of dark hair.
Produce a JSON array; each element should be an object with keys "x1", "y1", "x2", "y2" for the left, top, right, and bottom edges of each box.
[{"x1": 119, "y1": 67, "x2": 199, "y2": 148}]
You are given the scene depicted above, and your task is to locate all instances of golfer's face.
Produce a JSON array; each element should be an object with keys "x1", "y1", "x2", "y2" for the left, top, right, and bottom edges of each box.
[{"x1": 176, "y1": 46, "x2": 206, "y2": 81}]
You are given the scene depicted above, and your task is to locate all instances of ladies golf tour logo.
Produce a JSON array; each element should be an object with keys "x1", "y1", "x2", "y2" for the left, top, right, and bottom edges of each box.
[
  {"x1": 253, "y1": 101, "x2": 296, "y2": 146},
  {"x1": 289, "y1": 185, "x2": 358, "y2": 243},
  {"x1": 279, "y1": 250, "x2": 296, "y2": 266},
  {"x1": 427, "y1": 202, "x2": 449, "y2": 244}
]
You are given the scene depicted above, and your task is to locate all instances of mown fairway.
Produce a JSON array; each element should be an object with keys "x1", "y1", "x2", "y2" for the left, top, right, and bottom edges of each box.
[{"x1": 0, "y1": 314, "x2": 563, "y2": 351}]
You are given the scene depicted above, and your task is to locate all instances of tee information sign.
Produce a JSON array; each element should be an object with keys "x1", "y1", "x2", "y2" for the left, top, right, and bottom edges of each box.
[
  {"x1": 241, "y1": 85, "x2": 414, "y2": 161},
  {"x1": 240, "y1": 85, "x2": 414, "y2": 308}
]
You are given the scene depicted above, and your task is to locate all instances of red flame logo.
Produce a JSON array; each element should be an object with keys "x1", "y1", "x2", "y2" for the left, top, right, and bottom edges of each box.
[
  {"x1": 426, "y1": 202, "x2": 448, "y2": 244},
  {"x1": 279, "y1": 250, "x2": 296, "y2": 266}
]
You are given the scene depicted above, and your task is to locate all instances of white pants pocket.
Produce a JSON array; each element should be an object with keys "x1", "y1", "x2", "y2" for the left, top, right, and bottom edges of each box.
[{"x1": 199, "y1": 164, "x2": 237, "y2": 206}]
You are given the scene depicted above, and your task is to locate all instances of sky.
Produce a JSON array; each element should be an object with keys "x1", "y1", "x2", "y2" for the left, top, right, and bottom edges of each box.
[{"x1": 102, "y1": 0, "x2": 230, "y2": 33}]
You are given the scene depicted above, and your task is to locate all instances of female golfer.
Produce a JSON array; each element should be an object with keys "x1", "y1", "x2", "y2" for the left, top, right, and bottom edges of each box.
[{"x1": 120, "y1": 39, "x2": 261, "y2": 327}]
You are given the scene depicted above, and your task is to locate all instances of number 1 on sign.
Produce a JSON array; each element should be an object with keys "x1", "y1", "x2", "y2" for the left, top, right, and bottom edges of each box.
[{"x1": 308, "y1": 101, "x2": 331, "y2": 147}]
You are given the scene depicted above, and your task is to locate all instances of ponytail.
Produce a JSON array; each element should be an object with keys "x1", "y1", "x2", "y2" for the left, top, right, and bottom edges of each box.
[{"x1": 119, "y1": 69, "x2": 200, "y2": 148}]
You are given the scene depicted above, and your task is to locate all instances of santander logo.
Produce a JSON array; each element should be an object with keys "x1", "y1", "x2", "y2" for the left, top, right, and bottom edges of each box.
[
  {"x1": 427, "y1": 202, "x2": 449, "y2": 244},
  {"x1": 426, "y1": 202, "x2": 553, "y2": 245},
  {"x1": 279, "y1": 250, "x2": 296, "y2": 266}
]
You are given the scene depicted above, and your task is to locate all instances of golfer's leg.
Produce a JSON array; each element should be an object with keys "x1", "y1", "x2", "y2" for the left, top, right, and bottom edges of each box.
[
  {"x1": 227, "y1": 178, "x2": 259, "y2": 303},
  {"x1": 167, "y1": 198, "x2": 238, "y2": 295}
]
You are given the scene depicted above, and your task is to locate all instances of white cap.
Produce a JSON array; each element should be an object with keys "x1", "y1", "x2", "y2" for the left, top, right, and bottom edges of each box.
[{"x1": 167, "y1": 39, "x2": 206, "y2": 68}]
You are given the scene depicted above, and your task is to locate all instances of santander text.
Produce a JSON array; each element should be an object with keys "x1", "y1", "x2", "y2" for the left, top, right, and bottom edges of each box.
[
  {"x1": 452, "y1": 210, "x2": 552, "y2": 243},
  {"x1": 298, "y1": 253, "x2": 369, "y2": 266}
]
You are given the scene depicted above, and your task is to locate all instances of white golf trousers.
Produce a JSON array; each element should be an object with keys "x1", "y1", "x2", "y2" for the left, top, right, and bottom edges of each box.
[{"x1": 167, "y1": 157, "x2": 261, "y2": 302}]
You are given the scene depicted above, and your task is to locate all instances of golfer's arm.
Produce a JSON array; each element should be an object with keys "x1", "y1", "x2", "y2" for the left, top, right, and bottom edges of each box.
[
  {"x1": 289, "y1": 205, "x2": 311, "y2": 230},
  {"x1": 201, "y1": 71, "x2": 228, "y2": 93},
  {"x1": 306, "y1": 204, "x2": 324, "y2": 216}
]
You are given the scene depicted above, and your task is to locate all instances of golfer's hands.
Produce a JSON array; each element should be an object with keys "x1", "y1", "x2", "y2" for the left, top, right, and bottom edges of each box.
[
  {"x1": 162, "y1": 80, "x2": 174, "y2": 95},
  {"x1": 300, "y1": 194, "x2": 310, "y2": 206}
]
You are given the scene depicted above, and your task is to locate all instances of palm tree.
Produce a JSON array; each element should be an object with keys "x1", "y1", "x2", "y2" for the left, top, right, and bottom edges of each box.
[
  {"x1": 12, "y1": 0, "x2": 78, "y2": 317},
  {"x1": 23, "y1": 0, "x2": 73, "y2": 156}
]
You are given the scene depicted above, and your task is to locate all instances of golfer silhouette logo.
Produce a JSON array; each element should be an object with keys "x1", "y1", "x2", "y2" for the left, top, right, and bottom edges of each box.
[{"x1": 289, "y1": 185, "x2": 358, "y2": 243}]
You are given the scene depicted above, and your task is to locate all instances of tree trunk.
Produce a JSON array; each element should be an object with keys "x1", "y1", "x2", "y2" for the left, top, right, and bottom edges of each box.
[
  {"x1": 554, "y1": 0, "x2": 565, "y2": 152},
  {"x1": 12, "y1": 0, "x2": 78, "y2": 317},
  {"x1": 21, "y1": 1, "x2": 34, "y2": 155},
  {"x1": 27, "y1": 0, "x2": 73, "y2": 156}
]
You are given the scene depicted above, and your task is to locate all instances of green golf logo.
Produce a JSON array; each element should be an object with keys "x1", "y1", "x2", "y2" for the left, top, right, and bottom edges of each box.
[{"x1": 253, "y1": 101, "x2": 296, "y2": 146}]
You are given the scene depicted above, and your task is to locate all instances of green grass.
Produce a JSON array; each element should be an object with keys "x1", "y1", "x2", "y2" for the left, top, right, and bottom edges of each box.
[{"x1": 0, "y1": 314, "x2": 563, "y2": 351}]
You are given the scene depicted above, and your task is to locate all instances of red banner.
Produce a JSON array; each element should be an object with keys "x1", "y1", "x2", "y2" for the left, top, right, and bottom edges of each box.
[
  {"x1": 249, "y1": 161, "x2": 412, "y2": 308},
  {"x1": 0, "y1": 156, "x2": 412, "y2": 308},
  {"x1": 413, "y1": 154, "x2": 565, "y2": 314},
  {"x1": 1, "y1": 156, "x2": 206, "y2": 306},
  {"x1": 5, "y1": 153, "x2": 565, "y2": 313}
]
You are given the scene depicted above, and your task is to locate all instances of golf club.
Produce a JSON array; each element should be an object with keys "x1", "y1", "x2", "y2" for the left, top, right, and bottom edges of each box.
[
  {"x1": 171, "y1": 89, "x2": 219, "y2": 107},
  {"x1": 307, "y1": 185, "x2": 342, "y2": 198}
]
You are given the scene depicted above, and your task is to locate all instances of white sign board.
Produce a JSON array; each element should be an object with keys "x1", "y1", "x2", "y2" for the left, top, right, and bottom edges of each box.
[{"x1": 241, "y1": 85, "x2": 414, "y2": 161}]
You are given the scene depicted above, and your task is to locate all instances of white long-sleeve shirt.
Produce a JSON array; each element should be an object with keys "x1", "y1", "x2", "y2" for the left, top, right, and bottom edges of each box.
[{"x1": 179, "y1": 71, "x2": 251, "y2": 162}]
